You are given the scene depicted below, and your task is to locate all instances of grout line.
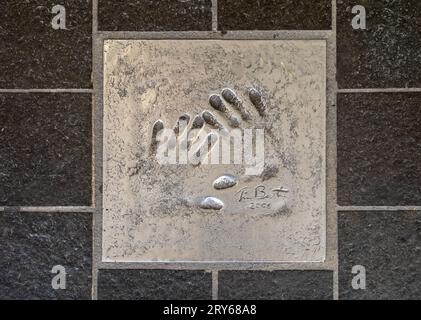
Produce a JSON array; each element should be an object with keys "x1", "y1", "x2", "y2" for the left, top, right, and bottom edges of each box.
[
  {"x1": 330, "y1": 0, "x2": 339, "y2": 302},
  {"x1": 91, "y1": 33, "x2": 105, "y2": 301},
  {"x1": 338, "y1": 88, "x2": 421, "y2": 93},
  {"x1": 91, "y1": 94, "x2": 96, "y2": 208},
  {"x1": 96, "y1": 261, "x2": 336, "y2": 270},
  {"x1": 91, "y1": 0, "x2": 100, "y2": 300},
  {"x1": 212, "y1": 270, "x2": 218, "y2": 300},
  {"x1": 93, "y1": 0, "x2": 98, "y2": 34},
  {"x1": 0, "y1": 89, "x2": 93, "y2": 93},
  {"x1": 333, "y1": 268, "x2": 339, "y2": 300},
  {"x1": 97, "y1": 30, "x2": 332, "y2": 40},
  {"x1": 92, "y1": 267, "x2": 98, "y2": 300},
  {"x1": 338, "y1": 206, "x2": 421, "y2": 211},
  {"x1": 211, "y1": 0, "x2": 218, "y2": 31},
  {"x1": 0, "y1": 206, "x2": 95, "y2": 213}
]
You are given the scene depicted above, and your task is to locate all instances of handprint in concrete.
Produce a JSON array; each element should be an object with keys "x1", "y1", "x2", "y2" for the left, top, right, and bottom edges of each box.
[{"x1": 149, "y1": 86, "x2": 277, "y2": 211}]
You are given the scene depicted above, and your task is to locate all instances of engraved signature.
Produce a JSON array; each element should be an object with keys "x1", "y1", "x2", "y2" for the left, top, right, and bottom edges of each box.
[{"x1": 235, "y1": 185, "x2": 289, "y2": 202}]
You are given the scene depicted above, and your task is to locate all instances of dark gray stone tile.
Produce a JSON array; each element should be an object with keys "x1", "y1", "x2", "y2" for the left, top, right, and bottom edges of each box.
[
  {"x1": 0, "y1": 212, "x2": 92, "y2": 300},
  {"x1": 218, "y1": 270, "x2": 333, "y2": 300},
  {"x1": 337, "y1": 0, "x2": 421, "y2": 88},
  {"x1": 338, "y1": 93, "x2": 421, "y2": 206},
  {"x1": 98, "y1": 269, "x2": 212, "y2": 300},
  {"x1": 218, "y1": 0, "x2": 332, "y2": 31},
  {"x1": 0, "y1": 93, "x2": 92, "y2": 206},
  {"x1": 0, "y1": 1, "x2": 92, "y2": 88},
  {"x1": 339, "y1": 211, "x2": 421, "y2": 300},
  {"x1": 98, "y1": 0, "x2": 212, "y2": 31}
]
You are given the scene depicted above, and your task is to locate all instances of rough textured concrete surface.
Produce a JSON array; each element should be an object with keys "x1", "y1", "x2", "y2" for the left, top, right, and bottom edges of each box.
[
  {"x1": 103, "y1": 40, "x2": 326, "y2": 262},
  {"x1": 219, "y1": 270, "x2": 333, "y2": 300},
  {"x1": 99, "y1": 0, "x2": 212, "y2": 31},
  {"x1": 339, "y1": 211, "x2": 421, "y2": 300},
  {"x1": 0, "y1": 212, "x2": 92, "y2": 300},
  {"x1": 337, "y1": 0, "x2": 421, "y2": 88},
  {"x1": 0, "y1": 93, "x2": 92, "y2": 206},
  {"x1": 0, "y1": 0, "x2": 92, "y2": 88},
  {"x1": 218, "y1": 0, "x2": 332, "y2": 31},
  {"x1": 338, "y1": 93, "x2": 421, "y2": 206},
  {"x1": 98, "y1": 269, "x2": 212, "y2": 300}
]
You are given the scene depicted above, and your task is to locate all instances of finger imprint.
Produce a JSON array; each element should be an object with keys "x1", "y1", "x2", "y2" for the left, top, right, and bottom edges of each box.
[
  {"x1": 193, "y1": 132, "x2": 219, "y2": 165},
  {"x1": 248, "y1": 87, "x2": 266, "y2": 117},
  {"x1": 191, "y1": 114, "x2": 205, "y2": 130},
  {"x1": 202, "y1": 110, "x2": 227, "y2": 133},
  {"x1": 213, "y1": 174, "x2": 238, "y2": 190},
  {"x1": 168, "y1": 113, "x2": 190, "y2": 149},
  {"x1": 197, "y1": 196, "x2": 224, "y2": 210},
  {"x1": 221, "y1": 88, "x2": 251, "y2": 120},
  {"x1": 173, "y1": 113, "x2": 191, "y2": 135},
  {"x1": 150, "y1": 119, "x2": 164, "y2": 153},
  {"x1": 186, "y1": 114, "x2": 205, "y2": 150},
  {"x1": 209, "y1": 94, "x2": 241, "y2": 128}
]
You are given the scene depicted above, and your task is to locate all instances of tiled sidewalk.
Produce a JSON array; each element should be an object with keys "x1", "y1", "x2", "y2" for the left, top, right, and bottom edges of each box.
[{"x1": 0, "y1": 0, "x2": 420, "y2": 300}]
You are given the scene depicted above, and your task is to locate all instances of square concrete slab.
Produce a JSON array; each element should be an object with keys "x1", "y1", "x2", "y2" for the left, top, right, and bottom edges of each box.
[
  {"x1": 339, "y1": 211, "x2": 421, "y2": 300},
  {"x1": 338, "y1": 93, "x2": 421, "y2": 206},
  {"x1": 337, "y1": 0, "x2": 421, "y2": 88},
  {"x1": 218, "y1": 0, "x2": 332, "y2": 30},
  {"x1": 98, "y1": 269, "x2": 212, "y2": 300},
  {"x1": 0, "y1": 93, "x2": 92, "y2": 206},
  {"x1": 0, "y1": 0, "x2": 92, "y2": 88},
  {"x1": 0, "y1": 212, "x2": 92, "y2": 300},
  {"x1": 99, "y1": 0, "x2": 212, "y2": 31},
  {"x1": 219, "y1": 270, "x2": 333, "y2": 300},
  {"x1": 103, "y1": 40, "x2": 326, "y2": 262}
]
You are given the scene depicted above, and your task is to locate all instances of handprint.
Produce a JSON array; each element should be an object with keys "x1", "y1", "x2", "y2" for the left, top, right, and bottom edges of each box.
[
  {"x1": 151, "y1": 86, "x2": 266, "y2": 165},
  {"x1": 148, "y1": 86, "x2": 286, "y2": 212}
]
